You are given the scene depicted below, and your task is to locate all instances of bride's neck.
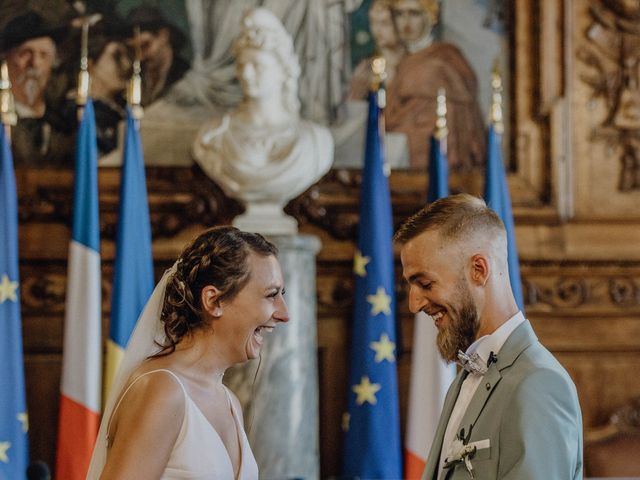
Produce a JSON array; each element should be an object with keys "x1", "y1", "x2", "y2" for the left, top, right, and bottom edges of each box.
[{"x1": 174, "y1": 334, "x2": 228, "y2": 384}]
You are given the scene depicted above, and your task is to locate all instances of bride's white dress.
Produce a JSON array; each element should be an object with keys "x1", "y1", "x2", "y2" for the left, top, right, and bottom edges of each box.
[{"x1": 108, "y1": 369, "x2": 258, "y2": 480}]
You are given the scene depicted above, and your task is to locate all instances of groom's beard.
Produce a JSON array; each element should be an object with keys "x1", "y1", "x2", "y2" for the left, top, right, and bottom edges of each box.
[{"x1": 436, "y1": 277, "x2": 480, "y2": 362}]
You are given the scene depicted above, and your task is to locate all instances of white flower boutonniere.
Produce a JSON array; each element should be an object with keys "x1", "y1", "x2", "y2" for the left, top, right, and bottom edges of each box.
[{"x1": 444, "y1": 426, "x2": 477, "y2": 479}]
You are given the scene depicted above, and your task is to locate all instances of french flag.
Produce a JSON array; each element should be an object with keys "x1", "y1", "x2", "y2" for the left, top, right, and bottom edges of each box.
[{"x1": 56, "y1": 99, "x2": 102, "y2": 480}]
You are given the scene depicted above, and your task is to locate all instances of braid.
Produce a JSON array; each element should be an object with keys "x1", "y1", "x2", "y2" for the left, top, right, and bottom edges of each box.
[{"x1": 153, "y1": 226, "x2": 277, "y2": 356}]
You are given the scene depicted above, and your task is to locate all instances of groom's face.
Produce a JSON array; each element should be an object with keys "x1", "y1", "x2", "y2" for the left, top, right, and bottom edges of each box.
[{"x1": 400, "y1": 229, "x2": 481, "y2": 362}]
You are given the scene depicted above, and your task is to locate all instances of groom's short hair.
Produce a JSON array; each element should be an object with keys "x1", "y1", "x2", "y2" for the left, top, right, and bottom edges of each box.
[{"x1": 393, "y1": 193, "x2": 506, "y2": 248}]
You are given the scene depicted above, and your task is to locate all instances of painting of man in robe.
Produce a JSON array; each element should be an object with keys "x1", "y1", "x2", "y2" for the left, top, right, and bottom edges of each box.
[{"x1": 349, "y1": 0, "x2": 508, "y2": 170}]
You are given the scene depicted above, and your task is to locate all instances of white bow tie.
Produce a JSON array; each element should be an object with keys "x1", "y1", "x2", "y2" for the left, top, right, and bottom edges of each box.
[{"x1": 457, "y1": 350, "x2": 488, "y2": 376}]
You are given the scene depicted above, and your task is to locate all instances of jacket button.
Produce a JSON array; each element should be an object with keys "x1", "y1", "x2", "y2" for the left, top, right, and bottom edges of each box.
[{"x1": 485, "y1": 382, "x2": 491, "y2": 390}]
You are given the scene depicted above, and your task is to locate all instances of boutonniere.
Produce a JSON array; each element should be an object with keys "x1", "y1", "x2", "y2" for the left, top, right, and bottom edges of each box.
[{"x1": 444, "y1": 425, "x2": 477, "y2": 479}]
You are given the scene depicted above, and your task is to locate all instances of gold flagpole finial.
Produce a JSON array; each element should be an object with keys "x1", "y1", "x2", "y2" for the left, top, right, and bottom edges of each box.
[
  {"x1": 127, "y1": 26, "x2": 144, "y2": 120},
  {"x1": 0, "y1": 60, "x2": 17, "y2": 127},
  {"x1": 490, "y1": 59, "x2": 504, "y2": 134},
  {"x1": 434, "y1": 87, "x2": 448, "y2": 139},
  {"x1": 76, "y1": 21, "x2": 90, "y2": 109},
  {"x1": 370, "y1": 56, "x2": 387, "y2": 108},
  {"x1": 74, "y1": 13, "x2": 102, "y2": 116},
  {"x1": 370, "y1": 56, "x2": 390, "y2": 176}
]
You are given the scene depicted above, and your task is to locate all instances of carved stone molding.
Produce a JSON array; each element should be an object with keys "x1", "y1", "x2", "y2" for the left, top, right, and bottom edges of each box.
[
  {"x1": 21, "y1": 273, "x2": 67, "y2": 314},
  {"x1": 16, "y1": 167, "x2": 244, "y2": 243},
  {"x1": 524, "y1": 262, "x2": 640, "y2": 313},
  {"x1": 20, "y1": 271, "x2": 112, "y2": 314}
]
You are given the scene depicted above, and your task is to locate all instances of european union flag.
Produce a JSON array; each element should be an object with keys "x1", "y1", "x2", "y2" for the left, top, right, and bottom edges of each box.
[
  {"x1": 104, "y1": 108, "x2": 154, "y2": 397},
  {"x1": 484, "y1": 125, "x2": 524, "y2": 310},
  {"x1": 0, "y1": 125, "x2": 29, "y2": 478},
  {"x1": 342, "y1": 89, "x2": 402, "y2": 478}
]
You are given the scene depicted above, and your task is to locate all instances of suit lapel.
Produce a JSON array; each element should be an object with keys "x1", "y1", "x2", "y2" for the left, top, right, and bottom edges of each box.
[
  {"x1": 495, "y1": 320, "x2": 538, "y2": 371},
  {"x1": 458, "y1": 365, "x2": 502, "y2": 434},
  {"x1": 422, "y1": 369, "x2": 468, "y2": 480},
  {"x1": 458, "y1": 320, "x2": 538, "y2": 436}
]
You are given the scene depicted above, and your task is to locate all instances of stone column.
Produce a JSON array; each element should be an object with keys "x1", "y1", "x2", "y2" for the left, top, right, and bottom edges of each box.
[{"x1": 225, "y1": 234, "x2": 321, "y2": 480}]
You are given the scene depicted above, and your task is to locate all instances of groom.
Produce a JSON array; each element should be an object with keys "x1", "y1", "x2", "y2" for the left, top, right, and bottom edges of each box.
[{"x1": 395, "y1": 194, "x2": 583, "y2": 479}]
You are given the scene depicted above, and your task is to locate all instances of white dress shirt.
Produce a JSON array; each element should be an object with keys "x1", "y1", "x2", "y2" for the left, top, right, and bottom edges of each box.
[{"x1": 437, "y1": 311, "x2": 525, "y2": 479}]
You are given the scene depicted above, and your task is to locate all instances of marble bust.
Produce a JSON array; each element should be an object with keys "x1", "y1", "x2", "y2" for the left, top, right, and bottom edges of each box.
[{"x1": 192, "y1": 7, "x2": 334, "y2": 234}]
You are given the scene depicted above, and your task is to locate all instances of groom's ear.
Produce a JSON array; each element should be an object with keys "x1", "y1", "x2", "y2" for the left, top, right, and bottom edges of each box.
[
  {"x1": 201, "y1": 286, "x2": 223, "y2": 317},
  {"x1": 470, "y1": 253, "x2": 490, "y2": 287}
]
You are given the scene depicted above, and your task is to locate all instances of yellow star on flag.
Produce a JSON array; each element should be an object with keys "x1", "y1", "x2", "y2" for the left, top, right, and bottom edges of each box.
[
  {"x1": 0, "y1": 441, "x2": 10, "y2": 463},
  {"x1": 370, "y1": 333, "x2": 396, "y2": 363},
  {"x1": 366, "y1": 286, "x2": 391, "y2": 316},
  {"x1": 341, "y1": 412, "x2": 350, "y2": 432},
  {"x1": 0, "y1": 274, "x2": 18, "y2": 303},
  {"x1": 17, "y1": 413, "x2": 28, "y2": 433},
  {"x1": 353, "y1": 250, "x2": 370, "y2": 277},
  {"x1": 352, "y1": 376, "x2": 381, "y2": 406}
]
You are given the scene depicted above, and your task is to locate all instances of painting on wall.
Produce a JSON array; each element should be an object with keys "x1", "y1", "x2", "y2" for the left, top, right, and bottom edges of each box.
[
  {"x1": 1, "y1": 0, "x2": 359, "y2": 168},
  {"x1": 0, "y1": 0, "x2": 192, "y2": 167},
  {"x1": 0, "y1": 0, "x2": 508, "y2": 170},
  {"x1": 348, "y1": 0, "x2": 509, "y2": 170}
]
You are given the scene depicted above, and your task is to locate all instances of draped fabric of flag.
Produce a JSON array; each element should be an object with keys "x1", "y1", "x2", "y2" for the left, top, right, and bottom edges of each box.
[
  {"x1": 0, "y1": 125, "x2": 29, "y2": 479},
  {"x1": 404, "y1": 130, "x2": 457, "y2": 479},
  {"x1": 484, "y1": 125, "x2": 524, "y2": 310},
  {"x1": 56, "y1": 99, "x2": 102, "y2": 480},
  {"x1": 342, "y1": 89, "x2": 402, "y2": 479},
  {"x1": 104, "y1": 108, "x2": 154, "y2": 398}
]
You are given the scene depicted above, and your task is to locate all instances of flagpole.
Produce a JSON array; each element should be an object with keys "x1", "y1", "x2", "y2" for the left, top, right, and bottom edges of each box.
[
  {"x1": 485, "y1": 61, "x2": 525, "y2": 310},
  {"x1": 490, "y1": 61, "x2": 504, "y2": 135},
  {"x1": 73, "y1": 13, "x2": 101, "y2": 120},
  {"x1": 342, "y1": 55, "x2": 402, "y2": 479},
  {"x1": 56, "y1": 15, "x2": 103, "y2": 478},
  {"x1": 404, "y1": 87, "x2": 456, "y2": 479},
  {"x1": 0, "y1": 60, "x2": 17, "y2": 140},
  {"x1": 371, "y1": 57, "x2": 390, "y2": 178},
  {"x1": 103, "y1": 40, "x2": 154, "y2": 401},
  {"x1": 127, "y1": 26, "x2": 144, "y2": 121},
  {"x1": 0, "y1": 56, "x2": 29, "y2": 479}
]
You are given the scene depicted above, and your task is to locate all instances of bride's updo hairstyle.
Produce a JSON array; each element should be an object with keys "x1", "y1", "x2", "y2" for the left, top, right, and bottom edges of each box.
[{"x1": 157, "y1": 226, "x2": 277, "y2": 355}]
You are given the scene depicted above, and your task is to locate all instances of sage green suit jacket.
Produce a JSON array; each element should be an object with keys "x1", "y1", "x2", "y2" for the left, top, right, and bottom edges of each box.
[{"x1": 421, "y1": 320, "x2": 583, "y2": 480}]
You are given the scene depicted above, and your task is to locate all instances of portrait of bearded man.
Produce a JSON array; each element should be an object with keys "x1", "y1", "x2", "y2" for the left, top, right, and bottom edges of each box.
[{"x1": 2, "y1": 11, "x2": 73, "y2": 167}]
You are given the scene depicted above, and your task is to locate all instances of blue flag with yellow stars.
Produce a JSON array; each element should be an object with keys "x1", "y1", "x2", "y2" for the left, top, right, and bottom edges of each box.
[
  {"x1": 0, "y1": 125, "x2": 29, "y2": 478},
  {"x1": 484, "y1": 125, "x2": 524, "y2": 310},
  {"x1": 342, "y1": 88, "x2": 402, "y2": 478}
]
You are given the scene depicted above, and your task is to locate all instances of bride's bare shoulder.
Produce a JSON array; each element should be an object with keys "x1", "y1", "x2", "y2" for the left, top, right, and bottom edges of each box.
[
  {"x1": 110, "y1": 366, "x2": 186, "y2": 437},
  {"x1": 102, "y1": 369, "x2": 186, "y2": 478}
]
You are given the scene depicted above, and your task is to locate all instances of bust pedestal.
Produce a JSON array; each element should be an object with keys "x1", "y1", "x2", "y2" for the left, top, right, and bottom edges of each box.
[
  {"x1": 233, "y1": 203, "x2": 298, "y2": 236},
  {"x1": 224, "y1": 234, "x2": 321, "y2": 480}
]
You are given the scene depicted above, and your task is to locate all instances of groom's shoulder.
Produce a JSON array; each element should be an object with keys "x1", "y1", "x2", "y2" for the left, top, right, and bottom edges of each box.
[{"x1": 503, "y1": 341, "x2": 578, "y2": 404}]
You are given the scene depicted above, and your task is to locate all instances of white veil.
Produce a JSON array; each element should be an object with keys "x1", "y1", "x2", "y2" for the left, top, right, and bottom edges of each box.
[{"x1": 86, "y1": 263, "x2": 177, "y2": 479}]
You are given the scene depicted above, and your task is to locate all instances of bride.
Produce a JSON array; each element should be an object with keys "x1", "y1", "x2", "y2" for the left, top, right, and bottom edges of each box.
[{"x1": 88, "y1": 226, "x2": 289, "y2": 479}]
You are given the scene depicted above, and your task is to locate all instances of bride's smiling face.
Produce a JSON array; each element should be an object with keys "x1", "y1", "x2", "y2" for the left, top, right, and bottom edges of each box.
[
  {"x1": 217, "y1": 252, "x2": 289, "y2": 362},
  {"x1": 237, "y1": 48, "x2": 285, "y2": 100}
]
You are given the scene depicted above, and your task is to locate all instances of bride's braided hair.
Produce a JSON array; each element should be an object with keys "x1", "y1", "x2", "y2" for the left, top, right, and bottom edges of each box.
[{"x1": 156, "y1": 226, "x2": 277, "y2": 356}]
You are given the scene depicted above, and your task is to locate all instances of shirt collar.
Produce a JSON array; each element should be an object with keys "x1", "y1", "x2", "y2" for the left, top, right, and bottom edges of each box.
[{"x1": 465, "y1": 311, "x2": 525, "y2": 365}]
